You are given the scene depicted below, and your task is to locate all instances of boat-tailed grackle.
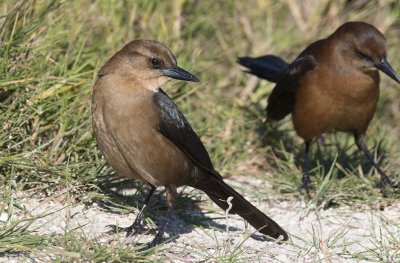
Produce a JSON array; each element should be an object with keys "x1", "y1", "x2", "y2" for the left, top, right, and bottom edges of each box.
[
  {"x1": 238, "y1": 21, "x2": 400, "y2": 195},
  {"x1": 92, "y1": 40, "x2": 288, "y2": 248}
]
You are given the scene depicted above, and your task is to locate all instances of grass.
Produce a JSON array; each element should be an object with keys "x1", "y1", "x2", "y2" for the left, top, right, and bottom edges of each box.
[{"x1": 1, "y1": 0, "x2": 400, "y2": 261}]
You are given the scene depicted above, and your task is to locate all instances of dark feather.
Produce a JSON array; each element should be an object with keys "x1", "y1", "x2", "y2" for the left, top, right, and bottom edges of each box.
[
  {"x1": 153, "y1": 89, "x2": 288, "y2": 240},
  {"x1": 153, "y1": 89, "x2": 216, "y2": 173},
  {"x1": 267, "y1": 55, "x2": 318, "y2": 121},
  {"x1": 238, "y1": 53, "x2": 318, "y2": 121},
  {"x1": 192, "y1": 173, "x2": 288, "y2": 240},
  {"x1": 237, "y1": 55, "x2": 289, "y2": 82}
]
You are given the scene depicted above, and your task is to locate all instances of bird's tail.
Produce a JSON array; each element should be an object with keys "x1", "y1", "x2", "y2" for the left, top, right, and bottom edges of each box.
[
  {"x1": 191, "y1": 173, "x2": 288, "y2": 241},
  {"x1": 237, "y1": 55, "x2": 289, "y2": 82}
]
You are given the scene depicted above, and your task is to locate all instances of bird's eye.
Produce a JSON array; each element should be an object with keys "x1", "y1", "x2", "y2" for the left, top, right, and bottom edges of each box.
[
  {"x1": 357, "y1": 51, "x2": 373, "y2": 62},
  {"x1": 150, "y1": 58, "x2": 161, "y2": 68}
]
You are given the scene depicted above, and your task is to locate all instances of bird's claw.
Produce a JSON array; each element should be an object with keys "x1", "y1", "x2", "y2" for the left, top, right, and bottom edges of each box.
[
  {"x1": 126, "y1": 222, "x2": 147, "y2": 236},
  {"x1": 106, "y1": 222, "x2": 148, "y2": 236},
  {"x1": 380, "y1": 175, "x2": 399, "y2": 191}
]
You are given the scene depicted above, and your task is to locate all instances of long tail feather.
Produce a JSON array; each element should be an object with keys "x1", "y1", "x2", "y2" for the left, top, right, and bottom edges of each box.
[
  {"x1": 237, "y1": 55, "x2": 289, "y2": 82},
  {"x1": 192, "y1": 174, "x2": 288, "y2": 241}
]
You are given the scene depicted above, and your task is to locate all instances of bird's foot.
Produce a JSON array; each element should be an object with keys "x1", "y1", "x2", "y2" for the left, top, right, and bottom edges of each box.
[
  {"x1": 106, "y1": 222, "x2": 151, "y2": 236},
  {"x1": 380, "y1": 174, "x2": 399, "y2": 191},
  {"x1": 126, "y1": 221, "x2": 147, "y2": 236},
  {"x1": 300, "y1": 173, "x2": 314, "y2": 197}
]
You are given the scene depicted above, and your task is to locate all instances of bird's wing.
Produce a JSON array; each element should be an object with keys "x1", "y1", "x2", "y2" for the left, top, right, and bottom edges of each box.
[
  {"x1": 153, "y1": 89, "x2": 217, "y2": 175},
  {"x1": 267, "y1": 55, "x2": 318, "y2": 121},
  {"x1": 153, "y1": 90, "x2": 288, "y2": 241}
]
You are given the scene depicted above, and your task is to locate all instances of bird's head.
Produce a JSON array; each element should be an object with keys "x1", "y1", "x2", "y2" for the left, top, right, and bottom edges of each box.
[
  {"x1": 336, "y1": 21, "x2": 400, "y2": 84},
  {"x1": 99, "y1": 40, "x2": 199, "y2": 91}
]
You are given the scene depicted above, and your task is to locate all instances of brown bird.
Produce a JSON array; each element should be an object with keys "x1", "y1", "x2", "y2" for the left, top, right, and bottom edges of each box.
[
  {"x1": 92, "y1": 39, "x2": 288, "y2": 248},
  {"x1": 238, "y1": 21, "x2": 400, "y2": 195}
]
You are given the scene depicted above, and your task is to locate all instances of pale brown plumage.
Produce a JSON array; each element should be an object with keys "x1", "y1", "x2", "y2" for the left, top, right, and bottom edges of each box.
[
  {"x1": 92, "y1": 40, "x2": 288, "y2": 247},
  {"x1": 238, "y1": 22, "x2": 400, "y2": 194}
]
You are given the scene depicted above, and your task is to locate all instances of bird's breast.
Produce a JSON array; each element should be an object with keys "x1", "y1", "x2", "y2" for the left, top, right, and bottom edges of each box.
[
  {"x1": 293, "y1": 66, "x2": 380, "y2": 139},
  {"x1": 93, "y1": 87, "x2": 194, "y2": 187}
]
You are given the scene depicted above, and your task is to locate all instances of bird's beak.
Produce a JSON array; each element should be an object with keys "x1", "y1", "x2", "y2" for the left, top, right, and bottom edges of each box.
[
  {"x1": 162, "y1": 66, "x2": 200, "y2": 82},
  {"x1": 375, "y1": 58, "x2": 400, "y2": 84}
]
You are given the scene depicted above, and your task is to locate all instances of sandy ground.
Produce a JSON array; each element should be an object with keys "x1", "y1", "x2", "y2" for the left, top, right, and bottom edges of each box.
[{"x1": 1, "y1": 177, "x2": 399, "y2": 262}]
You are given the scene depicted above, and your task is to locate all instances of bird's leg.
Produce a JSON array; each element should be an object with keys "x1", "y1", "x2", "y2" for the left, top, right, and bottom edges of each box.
[
  {"x1": 142, "y1": 185, "x2": 176, "y2": 249},
  {"x1": 301, "y1": 140, "x2": 313, "y2": 196},
  {"x1": 126, "y1": 185, "x2": 156, "y2": 236},
  {"x1": 354, "y1": 134, "x2": 399, "y2": 190},
  {"x1": 317, "y1": 135, "x2": 326, "y2": 148}
]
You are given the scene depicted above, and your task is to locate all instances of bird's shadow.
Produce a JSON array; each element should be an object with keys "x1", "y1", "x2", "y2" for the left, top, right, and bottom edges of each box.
[{"x1": 91, "y1": 171, "x2": 269, "y2": 245}]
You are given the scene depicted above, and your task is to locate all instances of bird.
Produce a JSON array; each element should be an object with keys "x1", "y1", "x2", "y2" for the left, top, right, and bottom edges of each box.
[
  {"x1": 92, "y1": 39, "x2": 288, "y2": 248},
  {"x1": 238, "y1": 21, "x2": 400, "y2": 195}
]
